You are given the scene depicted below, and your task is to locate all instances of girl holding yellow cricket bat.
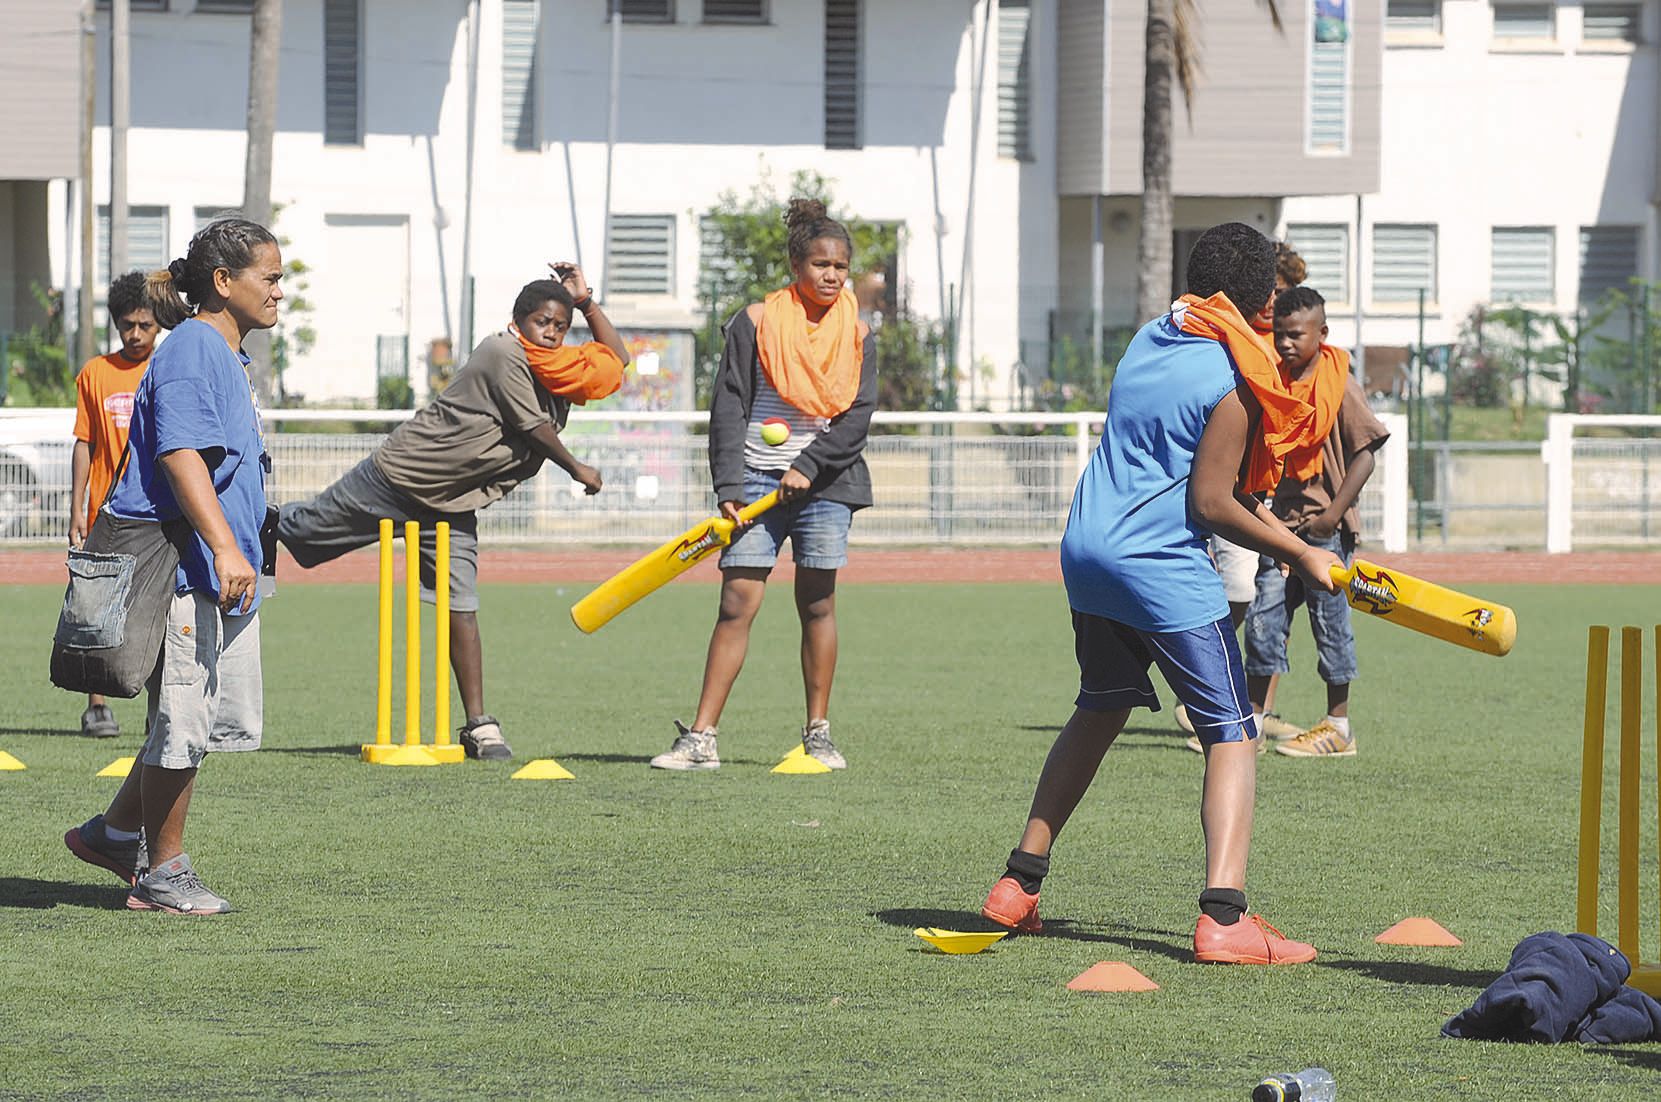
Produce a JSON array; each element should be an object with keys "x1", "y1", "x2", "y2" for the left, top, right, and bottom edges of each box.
[{"x1": 650, "y1": 199, "x2": 878, "y2": 772}]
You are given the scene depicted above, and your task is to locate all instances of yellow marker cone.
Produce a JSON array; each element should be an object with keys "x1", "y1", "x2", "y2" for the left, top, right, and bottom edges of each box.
[
  {"x1": 96, "y1": 756, "x2": 136, "y2": 778},
  {"x1": 0, "y1": 750, "x2": 25, "y2": 771},
  {"x1": 512, "y1": 758, "x2": 575, "y2": 780},
  {"x1": 914, "y1": 928, "x2": 1008, "y2": 954},
  {"x1": 772, "y1": 745, "x2": 831, "y2": 775}
]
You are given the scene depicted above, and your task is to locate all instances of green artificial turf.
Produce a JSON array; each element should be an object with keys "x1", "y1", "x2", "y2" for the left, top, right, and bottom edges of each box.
[{"x1": 2, "y1": 579, "x2": 1659, "y2": 1099}]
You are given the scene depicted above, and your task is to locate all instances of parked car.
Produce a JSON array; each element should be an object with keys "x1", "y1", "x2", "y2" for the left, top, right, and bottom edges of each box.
[{"x1": 0, "y1": 410, "x2": 76, "y2": 540}]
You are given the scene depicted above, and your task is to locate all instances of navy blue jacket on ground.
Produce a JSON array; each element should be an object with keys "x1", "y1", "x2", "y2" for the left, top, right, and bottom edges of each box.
[{"x1": 1442, "y1": 931, "x2": 1661, "y2": 1044}]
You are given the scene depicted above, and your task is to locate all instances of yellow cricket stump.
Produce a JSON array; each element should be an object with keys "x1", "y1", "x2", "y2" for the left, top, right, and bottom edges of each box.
[
  {"x1": 362, "y1": 518, "x2": 464, "y2": 766},
  {"x1": 1577, "y1": 624, "x2": 1661, "y2": 995}
]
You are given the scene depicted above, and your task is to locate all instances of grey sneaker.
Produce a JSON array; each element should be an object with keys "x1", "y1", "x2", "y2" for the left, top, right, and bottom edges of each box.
[
  {"x1": 64, "y1": 814, "x2": 147, "y2": 886},
  {"x1": 650, "y1": 721, "x2": 719, "y2": 771},
  {"x1": 802, "y1": 719, "x2": 846, "y2": 769},
  {"x1": 80, "y1": 704, "x2": 119, "y2": 738},
  {"x1": 127, "y1": 853, "x2": 232, "y2": 914},
  {"x1": 460, "y1": 715, "x2": 513, "y2": 760}
]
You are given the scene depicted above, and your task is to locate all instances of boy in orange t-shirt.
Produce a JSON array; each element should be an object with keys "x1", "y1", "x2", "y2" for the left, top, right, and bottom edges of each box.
[{"x1": 68, "y1": 271, "x2": 158, "y2": 738}]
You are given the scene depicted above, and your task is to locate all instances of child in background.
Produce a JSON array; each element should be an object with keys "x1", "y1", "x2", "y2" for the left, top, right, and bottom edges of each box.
[
  {"x1": 650, "y1": 199, "x2": 877, "y2": 772},
  {"x1": 1247, "y1": 286, "x2": 1390, "y2": 758},
  {"x1": 980, "y1": 223, "x2": 1340, "y2": 964},
  {"x1": 68, "y1": 271, "x2": 158, "y2": 738}
]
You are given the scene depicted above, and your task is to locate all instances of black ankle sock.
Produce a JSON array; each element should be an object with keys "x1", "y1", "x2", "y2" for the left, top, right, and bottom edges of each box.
[
  {"x1": 1004, "y1": 849, "x2": 1050, "y2": 895},
  {"x1": 1199, "y1": 887, "x2": 1247, "y2": 926}
]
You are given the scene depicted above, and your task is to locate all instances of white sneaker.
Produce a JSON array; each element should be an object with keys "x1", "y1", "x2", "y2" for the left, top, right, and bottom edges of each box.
[
  {"x1": 651, "y1": 720, "x2": 720, "y2": 771},
  {"x1": 802, "y1": 718, "x2": 846, "y2": 769}
]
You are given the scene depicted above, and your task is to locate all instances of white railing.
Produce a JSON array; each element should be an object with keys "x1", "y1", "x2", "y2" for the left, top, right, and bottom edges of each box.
[
  {"x1": 1544, "y1": 414, "x2": 1661, "y2": 553},
  {"x1": 2, "y1": 407, "x2": 1409, "y2": 550}
]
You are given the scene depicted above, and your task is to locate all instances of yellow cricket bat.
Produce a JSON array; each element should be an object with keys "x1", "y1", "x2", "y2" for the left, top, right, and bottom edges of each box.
[
  {"x1": 1330, "y1": 558, "x2": 1517, "y2": 657},
  {"x1": 570, "y1": 492, "x2": 781, "y2": 634}
]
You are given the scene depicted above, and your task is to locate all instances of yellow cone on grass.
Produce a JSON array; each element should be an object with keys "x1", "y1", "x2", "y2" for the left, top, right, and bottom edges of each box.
[
  {"x1": 914, "y1": 928, "x2": 1008, "y2": 954},
  {"x1": 0, "y1": 750, "x2": 25, "y2": 771},
  {"x1": 772, "y1": 744, "x2": 831, "y2": 775},
  {"x1": 512, "y1": 758, "x2": 575, "y2": 780},
  {"x1": 96, "y1": 756, "x2": 135, "y2": 778}
]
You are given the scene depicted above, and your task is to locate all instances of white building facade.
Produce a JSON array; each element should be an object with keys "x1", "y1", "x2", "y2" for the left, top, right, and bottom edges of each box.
[{"x1": 18, "y1": 0, "x2": 1659, "y2": 408}]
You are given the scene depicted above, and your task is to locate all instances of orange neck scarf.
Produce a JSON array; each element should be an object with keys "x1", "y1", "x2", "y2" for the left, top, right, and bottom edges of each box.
[
  {"x1": 512, "y1": 328, "x2": 624, "y2": 405},
  {"x1": 754, "y1": 285, "x2": 861, "y2": 419},
  {"x1": 1173, "y1": 293, "x2": 1314, "y2": 493},
  {"x1": 1277, "y1": 345, "x2": 1348, "y2": 482}
]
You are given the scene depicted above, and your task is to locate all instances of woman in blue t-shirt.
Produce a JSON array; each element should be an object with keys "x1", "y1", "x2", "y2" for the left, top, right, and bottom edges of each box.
[{"x1": 64, "y1": 218, "x2": 282, "y2": 916}]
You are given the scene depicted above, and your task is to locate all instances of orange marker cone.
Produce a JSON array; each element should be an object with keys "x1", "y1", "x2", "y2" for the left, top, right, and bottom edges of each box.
[
  {"x1": 1066, "y1": 961, "x2": 1160, "y2": 992},
  {"x1": 1375, "y1": 917, "x2": 1463, "y2": 946}
]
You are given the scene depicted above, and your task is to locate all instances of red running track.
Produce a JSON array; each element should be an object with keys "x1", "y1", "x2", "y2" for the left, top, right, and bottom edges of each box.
[{"x1": 2, "y1": 548, "x2": 1657, "y2": 587}]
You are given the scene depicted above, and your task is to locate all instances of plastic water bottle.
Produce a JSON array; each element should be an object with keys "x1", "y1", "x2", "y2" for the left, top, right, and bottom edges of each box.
[{"x1": 1251, "y1": 1067, "x2": 1334, "y2": 1102}]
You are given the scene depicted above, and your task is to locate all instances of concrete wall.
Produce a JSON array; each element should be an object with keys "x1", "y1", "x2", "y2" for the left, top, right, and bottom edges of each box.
[{"x1": 0, "y1": 1, "x2": 80, "y2": 181}]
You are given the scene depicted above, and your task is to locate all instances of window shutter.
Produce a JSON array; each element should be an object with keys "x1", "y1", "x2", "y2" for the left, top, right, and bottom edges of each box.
[
  {"x1": 1491, "y1": 227, "x2": 1555, "y2": 302},
  {"x1": 997, "y1": 0, "x2": 1033, "y2": 159},
  {"x1": 1582, "y1": 4, "x2": 1640, "y2": 41},
  {"x1": 1493, "y1": 3, "x2": 1554, "y2": 38},
  {"x1": 502, "y1": 0, "x2": 538, "y2": 150},
  {"x1": 97, "y1": 1, "x2": 168, "y2": 12},
  {"x1": 698, "y1": 218, "x2": 741, "y2": 303},
  {"x1": 1308, "y1": 42, "x2": 1348, "y2": 152},
  {"x1": 195, "y1": 1, "x2": 256, "y2": 13},
  {"x1": 619, "y1": 0, "x2": 674, "y2": 22},
  {"x1": 97, "y1": 206, "x2": 169, "y2": 291},
  {"x1": 194, "y1": 206, "x2": 240, "y2": 233},
  {"x1": 1371, "y1": 224, "x2": 1437, "y2": 303},
  {"x1": 1385, "y1": 0, "x2": 1440, "y2": 32},
  {"x1": 824, "y1": 0, "x2": 861, "y2": 149},
  {"x1": 1287, "y1": 224, "x2": 1350, "y2": 303},
  {"x1": 1579, "y1": 226, "x2": 1639, "y2": 302},
  {"x1": 323, "y1": 0, "x2": 362, "y2": 146},
  {"x1": 607, "y1": 215, "x2": 676, "y2": 296},
  {"x1": 703, "y1": 0, "x2": 766, "y2": 23}
]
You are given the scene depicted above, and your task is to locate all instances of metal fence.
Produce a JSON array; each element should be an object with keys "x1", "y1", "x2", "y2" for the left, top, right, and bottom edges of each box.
[{"x1": 0, "y1": 406, "x2": 1478, "y2": 556}]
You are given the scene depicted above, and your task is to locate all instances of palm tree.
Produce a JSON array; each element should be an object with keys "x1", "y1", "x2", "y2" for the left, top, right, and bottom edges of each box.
[{"x1": 1134, "y1": 0, "x2": 1281, "y2": 325}]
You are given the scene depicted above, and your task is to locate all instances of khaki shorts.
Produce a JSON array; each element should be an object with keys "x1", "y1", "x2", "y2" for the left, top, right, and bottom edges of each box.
[
  {"x1": 137, "y1": 591, "x2": 263, "y2": 770},
  {"x1": 1209, "y1": 535, "x2": 1260, "y2": 605}
]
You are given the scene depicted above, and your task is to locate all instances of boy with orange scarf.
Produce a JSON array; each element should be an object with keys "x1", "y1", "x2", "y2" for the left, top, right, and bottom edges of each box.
[
  {"x1": 980, "y1": 224, "x2": 1339, "y2": 964},
  {"x1": 651, "y1": 199, "x2": 877, "y2": 772},
  {"x1": 279, "y1": 264, "x2": 625, "y2": 760},
  {"x1": 1247, "y1": 286, "x2": 1390, "y2": 759}
]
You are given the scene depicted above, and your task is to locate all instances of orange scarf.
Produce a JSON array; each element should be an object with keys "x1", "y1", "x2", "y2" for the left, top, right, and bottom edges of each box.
[
  {"x1": 1278, "y1": 345, "x2": 1349, "y2": 483},
  {"x1": 754, "y1": 285, "x2": 861, "y2": 419},
  {"x1": 513, "y1": 330, "x2": 624, "y2": 405},
  {"x1": 1173, "y1": 293, "x2": 1314, "y2": 493}
]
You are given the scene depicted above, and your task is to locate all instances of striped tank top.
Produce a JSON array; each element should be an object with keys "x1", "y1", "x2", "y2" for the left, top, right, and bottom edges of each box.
[{"x1": 744, "y1": 370, "x2": 827, "y2": 471}]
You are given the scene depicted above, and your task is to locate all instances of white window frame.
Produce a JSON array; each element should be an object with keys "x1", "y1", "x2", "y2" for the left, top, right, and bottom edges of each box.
[
  {"x1": 1385, "y1": 0, "x2": 1443, "y2": 44},
  {"x1": 502, "y1": 0, "x2": 539, "y2": 151},
  {"x1": 1491, "y1": 1, "x2": 1557, "y2": 43},
  {"x1": 1304, "y1": 10, "x2": 1353, "y2": 155},
  {"x1": 824, "y1": 0, "x2": 861, "y2": 150},
  {"x1": 617, "y1": 0, "x2": 675, "y2": 24},
  {"x1": 323, "y1": 0, "x2": 364, "y2": 147},
  {"x1": 1581, "y1": 3, "x2": 1642, "y2": 45},
  {"x1": 1578, "y1": 225, "x2": 1640, "y2": 303},
  {"x1": 1491, "y1": 226, "x2": 1557, "y2": 305},
  {"x1": 1286, "y1": 223, "x2": 1351, "y2": 306},
  {"x1": 701, "y1": 0, "x2": 768, "y2": 24},
  {"x1": 96, "y1": 205, "x2": 170, "y2": 292},
  {"x1": 1370, "y1": 224, "x2": 1439, "y2": 307},
  {"x1": 997, "y1": 0, "x2": 1034, "y2": 161},
  {"x1": 606, "y1": 214, "x2": 677, "y2": 297}
]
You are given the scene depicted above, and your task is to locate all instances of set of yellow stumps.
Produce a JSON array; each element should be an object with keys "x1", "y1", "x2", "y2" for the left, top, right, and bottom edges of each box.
[
  {"x1": 361, "y1": 519, "x2": 463, "y2": 766},
  {"x1": 1578, "y1": 625, "x2": 1661, "y2": 994}
]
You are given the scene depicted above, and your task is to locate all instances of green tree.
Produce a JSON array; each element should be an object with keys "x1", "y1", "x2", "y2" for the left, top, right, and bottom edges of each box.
[{"x1": 695, "y1": 170, "x2": 944, "y2": 410}]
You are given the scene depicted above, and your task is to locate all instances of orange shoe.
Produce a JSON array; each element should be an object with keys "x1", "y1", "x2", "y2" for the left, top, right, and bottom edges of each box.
[
  {"x1": 981, "y1": 876, "x2": 1043, "y2": 933},
  {"x1": 1193, "y1": 913, "x2": 1317, "y2": 965}
]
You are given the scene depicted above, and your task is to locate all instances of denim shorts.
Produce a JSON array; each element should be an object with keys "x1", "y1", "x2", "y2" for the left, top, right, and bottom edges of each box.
[
  {"x1": 1243, "y1": 530, "x2": 1359, "y2": 685},
  {"x1": 721, "y1": 468, "x2": 853, "y2": 571},
  {"x1": 1071, "y1": 609, "x2": 1257, "y2": 745}
]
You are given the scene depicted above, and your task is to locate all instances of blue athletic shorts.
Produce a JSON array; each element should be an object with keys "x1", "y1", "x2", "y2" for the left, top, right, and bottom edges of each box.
[{"x1": 1071, "y1": 610, "x2": 1258, "y2": 745}]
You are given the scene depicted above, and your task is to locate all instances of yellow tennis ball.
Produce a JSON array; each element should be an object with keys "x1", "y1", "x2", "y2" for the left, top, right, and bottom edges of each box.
[{"x1": 760, "y1": 419, "x2": 791, "y2": 446}]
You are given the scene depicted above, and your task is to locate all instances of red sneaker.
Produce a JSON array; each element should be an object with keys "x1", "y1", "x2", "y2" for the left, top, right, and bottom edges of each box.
[
  {"x1": 1193, "y1": 913, "x2": 1317, "y2": 965},
  {"x1": 981, "y1": 876, "x2": 1042, "y2": 933}
]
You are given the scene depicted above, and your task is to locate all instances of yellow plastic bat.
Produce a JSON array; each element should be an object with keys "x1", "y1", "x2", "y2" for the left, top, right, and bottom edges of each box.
[
  {"x1": 569, "y1": 491, "x2": 781, "y2": 634},
  {"x1": 1331, "y1": 558, "x2": 1517, "y2": 657}
]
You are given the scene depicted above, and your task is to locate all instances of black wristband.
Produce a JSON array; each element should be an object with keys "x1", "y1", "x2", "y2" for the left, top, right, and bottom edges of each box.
[{"x1": 572, "y1": 294, "x2": 596, "y2": 312}]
